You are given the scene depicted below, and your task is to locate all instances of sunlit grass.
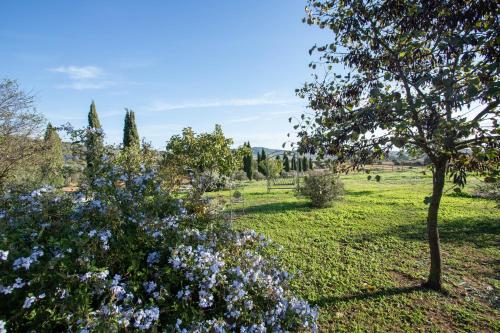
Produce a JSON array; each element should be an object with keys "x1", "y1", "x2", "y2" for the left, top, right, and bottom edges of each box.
[{"x1": 215, "y1": 171, "x2": 499, "y2": 332}]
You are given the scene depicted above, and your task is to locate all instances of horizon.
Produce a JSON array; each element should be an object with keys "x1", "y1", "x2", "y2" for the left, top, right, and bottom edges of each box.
[{"x1": 1, "y1": 1, "x2": 331, "y2": 149}]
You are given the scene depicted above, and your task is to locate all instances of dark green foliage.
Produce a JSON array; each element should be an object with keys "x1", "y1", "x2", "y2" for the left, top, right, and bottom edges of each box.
[
  {"x1": 283, "y1": 152, "x2": 290, "y2": 172},
  {"x1": 85, "y1": 101, "x2": 104, "y2": 180},
  {"x1": 87, "y1": 100, "x2": 101, "y2": 128},
  {"x1": 41, "y1": 123, "x2": 64, "y2": 186},
  {"x1": 375, "y1": 175, "x2": 381, "y2": 182},
  {"x1": 123, "y1": 108, "x2": 140, "y2": 149},
  {"x1": 309, "y1": 157, "x2": 313, "y2": 170},
  {"x1": 260, "y1": 148, "x2": 267, "y2": 161},
  {"x1": 242, "y1": 141, "x2": 253, "y2": 180},
  {"x1": 258, "y1": 148, "x2": 267, "y2": 175},
  {"x1": 291, "y1": 153, "x2": 297, "y2": 171},
  {"x1": 302, "y1": 156, "x2": 309, "y2": 172},
  {"x1": 298, "y1": 156, "x2": 303, "y2": 172}
]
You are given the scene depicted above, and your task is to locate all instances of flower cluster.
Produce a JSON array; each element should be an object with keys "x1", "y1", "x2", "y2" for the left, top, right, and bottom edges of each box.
[{"x1": 0, "y1": 150, "x2": 318, "y2": 332}]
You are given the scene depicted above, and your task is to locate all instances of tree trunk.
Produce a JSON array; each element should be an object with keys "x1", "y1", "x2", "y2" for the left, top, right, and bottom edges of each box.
[{"x1": 426, "y1": 159, "x2": 447, "y2": 290}]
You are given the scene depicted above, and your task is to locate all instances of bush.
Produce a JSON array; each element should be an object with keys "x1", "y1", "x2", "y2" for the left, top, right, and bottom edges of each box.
[
  {"x1": 473, "y1": 181, "x2": 499, "y2": 203},
  {"x1": 232, "y1": 170, "x2": 248, "y2": 181},
  {"x1": 0, "y1": 149, "x2": 318, "y2": 332},
  {"x1": 252, "y1": 171, "x2": 265, "y2": 181},
  {"x1": 300, "y1": 171, "x2": 344, "y2": 208}
]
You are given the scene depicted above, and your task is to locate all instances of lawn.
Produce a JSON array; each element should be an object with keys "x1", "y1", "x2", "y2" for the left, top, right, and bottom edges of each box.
[{"x1": 217, "y1": 171, "x2": 499, "y2": 332}]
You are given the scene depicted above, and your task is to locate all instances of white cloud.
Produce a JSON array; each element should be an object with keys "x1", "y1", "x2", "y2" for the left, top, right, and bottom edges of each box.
[
  {"x1": 49, "y1": 65, "x2": 104, "y2": 80},
  {"x1": 147, "y1": 93, "x2": 300, "y2": 112},
  {"x1": 55, "y1": 81, "x2": 114, "y2": 90}
]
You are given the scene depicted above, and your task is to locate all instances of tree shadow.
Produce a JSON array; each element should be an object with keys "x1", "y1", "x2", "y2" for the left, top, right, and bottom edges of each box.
[
  {"x1": 314, "y1": 285, "x2": 431, "y2": 306},
  {"x1": 346, "y1": 190, "x2": 375, "y2": 197},
  {"x1": 236, "y1": 201, "x2": 311, "y2": 215},
  {"x1": 390, "y1": 216, "x2": 499, "y2": 248}
]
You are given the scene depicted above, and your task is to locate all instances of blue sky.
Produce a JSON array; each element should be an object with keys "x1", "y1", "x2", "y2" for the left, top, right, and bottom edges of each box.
[{"x1": 1, "y1": 1, "x2": 330, "y2": 149}]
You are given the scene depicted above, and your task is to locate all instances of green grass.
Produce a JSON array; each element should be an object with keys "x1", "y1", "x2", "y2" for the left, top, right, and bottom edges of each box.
[{"x1": 216, "y1": 171, "x2": 499, "y2": 332}]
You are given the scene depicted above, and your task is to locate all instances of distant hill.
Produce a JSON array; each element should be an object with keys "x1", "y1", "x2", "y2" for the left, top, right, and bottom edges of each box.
[{"x1": 251, "y1": 147, "x2": 288, "y2": 158}]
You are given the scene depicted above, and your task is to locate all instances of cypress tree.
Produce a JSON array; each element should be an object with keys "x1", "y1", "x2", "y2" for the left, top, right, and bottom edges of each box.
[
  {"x1": 259, "y1": 148, "x2": 267, "y2": 175},
  {"x1": 123, "y1": 108, "x2": 140, "y2": 149},
  {"x1": 42, "y1": 123, "x2": 64, "y2": 185},
  {"x1": 243, "y1": 141, "x2": 253, "y2": 180},
  {"x1": 86, "y1": 101, "x2": 104, "y2": 176},
  {"x1": 88, "y1": 100, "x2": 101, "y2": 128},
  {"x1": 283, "y1": 152, "x2": 290, "y2": 172},
  {"x1": 309, "y1": 157, "x2": 313, "y2": 170},
  {"x1": 302, "y1": 156, "x2": 309, "y2": 172},
  {"x1": 291, "y1": 153, "x2": 296, "y2": 171},
  {"x1": 298, "y1": 156, "x2": 303, "y2": 172},
  {"x1": 261, "y1": 148, "x2": 267, "y2": 161}
]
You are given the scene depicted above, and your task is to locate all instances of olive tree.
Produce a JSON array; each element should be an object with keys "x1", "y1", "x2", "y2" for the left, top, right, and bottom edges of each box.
[
  {"x1": 295, "y1": 0, "x2": 499, "y2": 290},
  {"x1": 0, "y1": 79, "x2": 47, "y2": 190}
]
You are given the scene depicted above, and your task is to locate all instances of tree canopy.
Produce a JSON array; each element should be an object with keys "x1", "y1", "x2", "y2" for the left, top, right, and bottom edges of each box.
[
  {"x1": 164, "y1": 125, "x2": 240, "y2": 179},
  {"x1": 295, "y1": 0, "x2": 499, "y2": 290},
  {"x1": 0, "y1": 79, "x2": 47, "y2": 190}
]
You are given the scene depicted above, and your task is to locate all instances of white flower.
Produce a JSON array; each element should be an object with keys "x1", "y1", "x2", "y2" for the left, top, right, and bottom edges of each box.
[
  {"x1": 0, "y1": 250, "x2": 8, "y2": 261},
  {"x1": 23, "y1": 296, "x2": 36, "y2": 309},
  {"x1": 0, "y1": 319, "x2": 6, "y2": 333}
]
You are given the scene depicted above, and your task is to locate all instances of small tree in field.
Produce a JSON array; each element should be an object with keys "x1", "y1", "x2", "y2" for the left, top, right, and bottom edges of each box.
[
  {"x1": 296, "y1": 0, "x2": 499, "y2": 290},
  {"x1": 163, "y1": 125, "x2": 241, "y2": 198}
]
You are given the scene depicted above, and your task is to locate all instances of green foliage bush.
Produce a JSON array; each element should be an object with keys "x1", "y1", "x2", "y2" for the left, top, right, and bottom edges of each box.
[{"x1": 300, "y1": 171, "x2": 344, "y2": 208}]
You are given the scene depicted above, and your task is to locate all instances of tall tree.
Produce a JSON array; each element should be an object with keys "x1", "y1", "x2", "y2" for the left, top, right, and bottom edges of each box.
[
  {"x1": 302, "y1": 156, "x2": 309, "y2": 172},
  {"x1": 85, "y1": 101, "x2": 104, "y2": 178},
  {"x1": 260, "y1": 148, "x2": 267, "y2": 162},
  {"x1": 283, "y1": 152, "x2": 291, "y2": 172},
  {"x1": 0, "y1": 79, "x2": 47, "y2": 190},
  {"x1": 296, "y1": 0, "x2": 499, "y2": 290},
  {"x1": 298, "y1": 156, "x2": 303, "y2": 172},
  {"x1": 123, "y1": 108, "x2": 140, "y2": 149},
  {"x1": 41, "y1": 123, "x2": 64, "y2": 185},
  {"x1": 291, "y1": 153, "x2": 297, "y2": 171},
  {"x1": 243, "y1": 141, "x2": 253, "y2": 180},
  {"x1": 309, "y1": 157, "x2": 314, "y2": 170}
]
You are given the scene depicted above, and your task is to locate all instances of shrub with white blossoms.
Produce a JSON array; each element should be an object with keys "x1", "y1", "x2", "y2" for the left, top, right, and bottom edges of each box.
[{"x1": 0, "y1": 148, "x2": 318, "y2": 331}]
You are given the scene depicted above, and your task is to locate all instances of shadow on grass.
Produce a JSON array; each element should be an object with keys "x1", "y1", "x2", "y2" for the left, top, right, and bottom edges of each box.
[
  {"x1": 346, "y1": 190, "x2": 375, "y2": 197},
  {"x1": 315, "y1": 285, "x2": 429, "y2": 306},
  {"x1": 236, "y1": 201, "x2": 311, "y2": 215},
  {"x1": 386, "y1": 216, "x2": 499, "y2": 248}
]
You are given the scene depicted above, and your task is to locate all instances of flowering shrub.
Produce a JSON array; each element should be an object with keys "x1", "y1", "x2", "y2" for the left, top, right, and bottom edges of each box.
[
  {"x1": 300, "y1": 171, "x2": 344, "y2": 208},
  {"x1": 0, "y1": 151, "x2": 318, "y2": 331}
]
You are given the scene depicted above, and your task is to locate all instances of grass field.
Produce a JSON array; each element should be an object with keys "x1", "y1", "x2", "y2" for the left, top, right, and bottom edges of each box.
[{"x1": 216, "y1": 171, "x2": 499, "y2": 332}]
